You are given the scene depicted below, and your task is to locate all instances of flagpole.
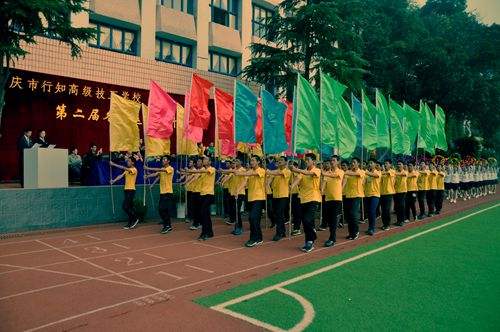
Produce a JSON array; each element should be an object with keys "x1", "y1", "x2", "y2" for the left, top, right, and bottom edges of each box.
[
  {"x1": 357, "y1": 92, "x2": 365, "y2": 222},
  {"x1": 108, "y1": 105, "x2": 115, "y2": 215},
  {"x1": 259, "y1": 86, "x2": 269, "y2": 230},
  {"x1": 289, "y1": 75, "x2": 299, "y2": 239},
  {"x1": 141, "y1": 104, "x2": 147, "y2": 207},
  {"x1": 319, "y1": 71, "x2": 324, "y2": 231},
  {"x1": 232, "y1": 79, "x2": 239, "y2": 230},
  {"x1": 388, "y1": 94, "x2": 393, "y2": 161}
]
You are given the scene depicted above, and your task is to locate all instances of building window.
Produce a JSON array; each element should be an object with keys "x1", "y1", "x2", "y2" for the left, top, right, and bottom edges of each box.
[
  {"x1": 252, "y1": 4, "x2": 273, "y2": 38},
  {"x1": 156, "y1": 38, "x2": 193, "y2": 67},
  {"x1": 210, "y1": 0, "x2": 238, "y2": 30},
  {"x1": 158, "y1": 0, "x2": 193, "y2": 14},
  {"x1": 209, "y1": 51, "x2": 239, "y2": 76},
  {"x1": 89, "y1": 22, "x2": 137, "y2": 55}
]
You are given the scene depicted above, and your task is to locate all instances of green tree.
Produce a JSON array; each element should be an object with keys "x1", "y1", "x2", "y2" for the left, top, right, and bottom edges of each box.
[{"x1": 0, "y1": 0, "x2": 95, "y2": 129}]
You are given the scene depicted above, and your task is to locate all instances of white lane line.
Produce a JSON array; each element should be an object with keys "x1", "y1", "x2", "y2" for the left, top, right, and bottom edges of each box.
[
  {"x1": 210, "y1": 203, "x2": 500, "y2": 331},
  {"x1": 157, "y1": 271, "x2": 183, "y2": 280},
  {"x1": 86, "y1": 235, "x2": 101, "y2": 241},
  {"x1": 195, "y1": 242, "x2": 231, "y2": 251},
  {"x1": 144, "y1": 253, "x2": 165, "y2": 260},
  {"x1": 185, "y1": 264, "x2": 214, "y2": 274},
  {"x1": 111, "y1": 243, "x2": 130, "y2": 250}
]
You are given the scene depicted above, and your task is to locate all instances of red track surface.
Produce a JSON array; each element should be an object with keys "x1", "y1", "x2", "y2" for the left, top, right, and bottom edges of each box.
[{"x1": 0, "y1": 193, "x2": 498, "y2": 332}]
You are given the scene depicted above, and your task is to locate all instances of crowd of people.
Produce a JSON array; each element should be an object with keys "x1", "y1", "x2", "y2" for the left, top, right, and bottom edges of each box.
[{"x1": 109, "y1": 153, "x2": 498, "y2": 253}]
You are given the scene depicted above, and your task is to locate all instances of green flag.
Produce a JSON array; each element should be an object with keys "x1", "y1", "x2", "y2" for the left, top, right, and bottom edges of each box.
[
  {"x1": 404, "y1": 102, "x2": 420, "y2": 151},
  {"x1": 337, "y1": 97, "x2": 357, "y2": 159},
  {"x1": 417, "y1": 102, "x2": 436, "y2": 155},
  {"x1": 361, "y1": 90, "x2": 378, "y2": 151},
  {"x1": 294, "y1": 74, "x2": 320, "y2": 152},
  {"x1": 435, "y1": 104, "x2": 448, "y2": 151},
  {"x1": 320, "y1": 73, "x2": 345, "y2": 151},
  {"x1": 375, "y1": 89, "x2": 390, "y2": 149},
  {"x1": 389, "y1": 99, "x2": 410, "y2": 155}
]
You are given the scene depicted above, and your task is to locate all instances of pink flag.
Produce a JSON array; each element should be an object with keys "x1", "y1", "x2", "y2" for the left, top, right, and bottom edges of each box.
[
  {"x1": 220, "y1": 139, "x2": 236, "y2": 157},
  {"x1": 184, "y1": 90, "x2": 203, "y2": 142},
  {"x1": 147, "y1": 81, "x2": 177, "y2": 139}
]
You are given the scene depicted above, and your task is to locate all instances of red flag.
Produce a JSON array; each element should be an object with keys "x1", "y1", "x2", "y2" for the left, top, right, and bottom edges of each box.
[
  {"x1": 284, "y1": 100, "x2": 293, "y2": 145},
  {"x1": 214, "y1": 88, "x2": 234, "y2": 141},
  {"x1": 184, "y1": 90, "x2": 203, "y2": 142},
  {"x1": 147, "y1": 81, "x2": 177, "y2": 139},
  {"x1": 255, "y1": 99, "x2": 263, "y2": 144},
  {"x1": 220, "y1": 139, "x2": 236, "y2": 157},
  {"x1": 189, "y1": 74, "x2": 213, "y2": 129}
]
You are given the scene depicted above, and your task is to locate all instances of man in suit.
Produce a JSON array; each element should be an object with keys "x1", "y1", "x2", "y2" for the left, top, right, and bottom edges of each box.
[
  {"x1": 35, "y1": 129, "x2": 50, "y2": 148},
  {"x1": 17, "y1": 128, "x2": 33, "y2": 187}
]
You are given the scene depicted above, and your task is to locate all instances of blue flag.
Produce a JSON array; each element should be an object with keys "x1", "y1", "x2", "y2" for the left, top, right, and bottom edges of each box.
[
  {"x1": 261, "y1": 89, "x2": 288, "y2": 154},
  {"x1": 234, "y1": 81, "x2": 258, "y2": 143}
]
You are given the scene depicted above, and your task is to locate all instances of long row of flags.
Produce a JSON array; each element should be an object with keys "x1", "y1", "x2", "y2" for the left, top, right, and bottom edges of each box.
[{"x1": 107, "y1": 72, "x2": 447, "y2": 159}]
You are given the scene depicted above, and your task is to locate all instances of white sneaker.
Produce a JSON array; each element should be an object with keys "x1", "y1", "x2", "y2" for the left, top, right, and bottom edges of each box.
[{"x1": 129, "y1": 219, "x2": 139, "y2": 229}]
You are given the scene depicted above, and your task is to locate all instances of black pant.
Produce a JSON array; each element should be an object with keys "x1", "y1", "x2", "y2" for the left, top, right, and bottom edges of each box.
[
  {"x1": 200, "y1": 195, "x2": 214, "y2": 237},
  {"x1": 405, "y1": 191, "x2": 417, "y2": 221},
  {"x1": 418, "y1": 190, "x2": 427, "y2": 216},
  {"x1": 366, "y1": 196, "x2": 380, "y2": 232},
  {"x1": 320, "y1": 196, "x2": 327, "y2": 228},
  {"x1": 394, "y1": 193, "x2": 406, "y2": 224},
  {"x1": 344, "y1": 197, "x2": 361, "y2": 237},
  {"x1": 291, "y1": 193, "x2": 302, "y2": 231},
  {"x1": 273, "y1": 197, "x2": 288, "y2": 237},
  {"x1": 284, "y1": 197, "x2": 290, "y2": 222},
  {"x1": 159, "y1": 193, "x2": 174, "y2": 227},
  {"x1": 380, "y1": 194, "x2": 393, "y2": 227},
  {"x1": 435, "y1": 190, "x2": 444, "y2": 212},
  {"x1": 426, "y1": 190, "x2": 436, "y2": 215},
  {"x1": 186, "y1": 191, "x2": 194, "y2": 220},
  {"x1": 230, "y1": 194, "x2": 245, "y2": 229},
  {"x1": 301, "y1": 201, "x2": 319, "y2": 242},
  {"x1": 192, "y1": 192, "x2": 201, "y2": 227},
  {"x1": 324, "y1": 200, "x2": 342, "y2": 242},
  {"x1": 248, "y1": 200, "x2": 264, "y2": 241},
  {"x1": 223, "y1": 188, "x2": 231, "y2": 218},
  {"x1": 122, "y1": 190, "x2": 137, "y2": 224},
  {"x1": 266, "y1": 194, "x2": 273, "y2": 222}
]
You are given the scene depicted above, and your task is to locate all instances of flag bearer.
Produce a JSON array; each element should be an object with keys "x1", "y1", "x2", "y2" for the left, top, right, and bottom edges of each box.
[
  {"x1": 145, "y1": 156, "x2": 174, "y2": 234},
  {"x1": 343, "y1": 158, "x2": 366, "y2": 240},
  {"x1": 110, "y1": 158, "x2": 139, "y2": 229},
  {"x1": 321, "y1": 155, "x2": 345, "y2": 245},
  {"x1": 266, "y1": 156, "x2": 292, "y2": 241},
  {"x1": 380, "y1": 160, "x2": 396, "y2": 230},
  {"x1": 363, "y1": 158, "x2": 381, "y2": 236}
]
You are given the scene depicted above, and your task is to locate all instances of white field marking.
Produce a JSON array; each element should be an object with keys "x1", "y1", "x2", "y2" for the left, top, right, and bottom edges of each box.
[
  {"x1": 35, "y1": 240, "x2": 163, "y2": 292},
  {"x1": 185, "y1": 264, "x2": 214, "y2": 274},
  {"x1": 63, "y1": 239, "x2": 78, "y2": 246},
  {"x1": 22, "y1": 235, "x2": 365, "y2": 332},
  {"x1": 194, "y1": 242, "x2": 231, "y2": 251},
  {"x1": 86, "y1": 235, "x2": 101, "y2": 241},
  {"x1": 157, "y1": 271, "x2": 183, "y2": 280},
  {"x1": 276, "y1": 288, "x2": 315, "y2": 332},
  {"x1": 143, "y1": 252, "x2": 165, "y2": 260},
  {"x1": 210, "y1": 203, "x2": 500, "y2": 332},
  {"x1": 111, "y1": 243, "x2": 130, "y2": 250}
]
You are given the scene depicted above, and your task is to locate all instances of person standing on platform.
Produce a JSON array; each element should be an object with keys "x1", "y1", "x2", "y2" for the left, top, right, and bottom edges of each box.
[
  {"x1": 110, "y1": 158, "x2": 139, "y2": 230},
  {"x1": 290, "y1": 161, "x2": 303, "y2": 236},
  {"x1": 145, "y1": 156, "x2": 175, "y2": 234},
  {"x1": 184, "y1": 156, "x2": 215, "y2": 240},
  {"x1": 363, "y1": 159, "x2": 381, "y2": 236},
  {"x1": 17, "y1": 128, "x2": 33, "y2": 187},
  {"x1": 35, "y1": 129, "x2": 50, "y2": 148},
  {"x1": 405, "y1": 162, "x2": 419, "y2": 222},
  {"x1": 321, "y1": 156, "x2": 344, "y2": 246},
  {"x1": 427, "y1": 163, "x2": 438, "y2": 217},
  {"x1": 343, "y1": 158, "x2": 366, "y2": 240},
  {"x1": 291, "y1": 153, "x2": 322, "y2": 252},
  {"x1": 380, "y1": 160, "x2": 396, "y2": 230},
  {"x1": 435, "y1": 164, "x2": 446, "y2": 214},
  {"x1": 394, "y1": 161, "x2": 408, "y2": 227},
  {"x1": 266, "y1": 156, "x2": 291, "y2": 241}
]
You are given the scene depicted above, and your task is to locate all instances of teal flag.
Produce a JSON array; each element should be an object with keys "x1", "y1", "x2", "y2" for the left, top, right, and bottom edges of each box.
[
  {"x1": 417, "y1": 102, "x2": 436, "y2": 155},
  {"x1": 320, "y1": 73, "x2": 346, "y2": 151},
  {"x1": 435, "y1": 104, "x2": 448, "y2": 151},
  {"x1": 261, "y1": 89, "x2": 288, "y2": 154},
  {"x1": 404, "y1": 102, "x2": 420, "y2": 150},
  {"x1": 234, "y1": 81, "x2": 258, "y2": 143},
  {"x1": 375, "y1": 89, "x2": 391, "y2": 149},
  {"x1": 294, "y1": 74, "x2": 320, "y2": 152},
  {"x1": 361, "y1": 90, "x2": 378, "y2": 151},
  {"x1": 389, "y1": 99, "x2": 410, "y2": 155}
]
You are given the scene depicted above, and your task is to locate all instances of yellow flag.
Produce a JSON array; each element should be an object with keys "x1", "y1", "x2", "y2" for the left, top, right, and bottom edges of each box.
[
  {"x1": 109, "y1": 93, "x2": 140, "y2": 152},
  {"x1": 176, "y1": 103, "x2": 198, "y2": 155},
  {"x1": 141, "y1": 104, "x2": 171, "y2": 156}
]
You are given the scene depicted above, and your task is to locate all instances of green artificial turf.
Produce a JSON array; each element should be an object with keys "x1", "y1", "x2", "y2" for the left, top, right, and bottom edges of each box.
[{"x1": 197, "y1": 201, "x2": 500, "y2": 331}]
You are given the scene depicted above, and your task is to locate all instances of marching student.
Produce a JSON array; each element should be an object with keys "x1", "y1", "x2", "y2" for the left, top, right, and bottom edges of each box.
[
  {"x1": 184, "y1": 158, "x2": 203, "y2": 230},
  {"x1": 291, "y1": 153, "x2": 321, "y2": 252},
  {"x1": 266, "y1": 156, "x2": 292, "y2": 241},
  {"x1": 184, "y1": 159, "x2": 196, "y2": 223},
  {"x1": 427, "y1": 163, "x2": 438, "y2": 216},
  {"x1": 221, "y1": 160, "x2": 233, "y2": 224},
  {"x1": 110, "y1": 158, "x2": 139, "y2": 229},
  {"x1": 343, "y1": 157, "x2": 365, "y2": 240},
  {"x1": 363, "y1": 158, "x2": 381, "y2": 236},
  {"x1": 444, "y1": 166, "x2": 452, "y2": 201},
  {"x1": 318, "y1": 161, "x2": 331, "y2": 231},
  {"x1": 229, "y1": 159, "x2": 248, "y2": 235},
  {"x1": 144, "y1": 156, "x2": 174, "y2": 234},
  {"x1": 394, "y1": 161, "x2": 408, "y2": 227},
  {"x1": 405, "y1": 162, "x2": 419, "y2": 222},
  {"x1": 184, "y1": 156, "x2": 216, "y2": 240},
  {"x1": 449, "y1": 165, "x2": 460, "y2": 203},
  {"x1": 435, "y1": 164, "x2": 446, "y2": 214},
  {"x1": 290, "y1": 161, "x2": 303, "y2": 236},
  {"x1": 321, "y1": 155, "x2": 344, "y2": 246},
  {"x1": 417, "y1": 162, "x2": 430, "y2": 219},
  {"x1": 380, "y1": 160, "x2": 396, "y2": 230}
]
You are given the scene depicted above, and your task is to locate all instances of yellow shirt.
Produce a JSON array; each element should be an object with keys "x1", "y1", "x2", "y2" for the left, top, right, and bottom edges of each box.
[
  {"x1": 395, "y1": 170, "x2": 408, "y2": 193},
  {"x1": 407, "y1": 171, "x2": 419, "y2": 192},
  {"x1": 344, "y1": 169, "x2": 365, "y2": 198},
  {"x1": 124, "y1": 167, "x2": 137, "y2": 190},
  {"x1": 247, "y1": 167, "x2": 266, "y2": 202},
  {"x1": 380, "y1": 169, "x2": 396, "y2": 195},
  {"x1": 324, "y1": 168, "x2": 344, "y2": 201},
  {"x1": 200, "y1": 167, "x2": 216, "y2": 196},
  {"x1": 230, "y1": 167, "x2": 247, "y2": 196},
  {"x1": 272, "y1": 168, "x2": 291, "y2": 198},
  {"x1": 159, "y1": 166, "x2": 174, "y2": 194},
  {"x1": 299, "y1": 167, "x2": 321, "y2": 203},
  {"x1": 290, "y1": 173, "x2": 301, "y2": 194},
  {"x1": 364, "y1": 170, "x2": 381, "y2": 197},
  {"x1": 185, "y1": 172, "x2": 196, "y2": 192},
  {"x1": 417, "y1": 170, "x2": 430, "y2": 191},
  {"x1": 436, "y1": 171, "x2": 445, "y2": 190},
  {"x1": 189, "y1": 173, "x2": 201, "y2": 193},
  {"x1": 428, "y1": 170, "x2": 438, "y2": 190}
]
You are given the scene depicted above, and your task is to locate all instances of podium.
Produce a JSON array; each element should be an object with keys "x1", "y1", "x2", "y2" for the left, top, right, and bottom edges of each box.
[{"x1": 24, "y1": 148, "x2": 68, "y2": 189}]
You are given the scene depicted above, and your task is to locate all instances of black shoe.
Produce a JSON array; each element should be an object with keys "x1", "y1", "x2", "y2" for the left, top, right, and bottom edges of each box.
[
  {"x1": 198, "y1": 234, "x2": 213, "y2": 241},
  {"x1": 291, "y1": 229, "x2": 301, "y2": 236},
  {"x1": 435, "y1": 210, "x2": 441, "y2": 215},
  {"x1": 395, "y1": 222, "x2": 404, "y2": 227},
  {"x1": 417, "y1": 214, "x2": 425, "y2": 221},
  {"x1": 317, "y1": 225, "x2": 327, "y2": 231},
  {"x1": 359, "y1": 220, "x2": 367, "y2": 224},
  {"x1": 272, "y1": 234, "x2": 284, "y2": 242},
  {"x1": 350, "y1": 232, "x2": 359, "y2": 240},
  {"x1": 346, "y1": 235, "x2": 352, "y2": 240},
  {"x1": 160, "y1": 225, "x2": 172, "y2": 234},
  {"x1": 382, "y1": 225, "x2": 391, "y2": 231},
  {"x1": 366, "y1": 230, "x2": 375, "y2": 236},
  {"x1": 245, "y1": 240, "x2": 263, "y2": 247},
  {"x1": 301, "y1": 241, "x2": 314, "y2": 252},
  {"x1": 129, "y1": 218, "x2": 139, "y2": 229},
  {"x1": 324, "y1": 239, "x2": 335, "y2": 247},
  {"x1": 337, "y1": 222, "x2": 344, "y2": 229},
  {"x1": 225, "y1": 220, "x2": 235, "y2": 225}
]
